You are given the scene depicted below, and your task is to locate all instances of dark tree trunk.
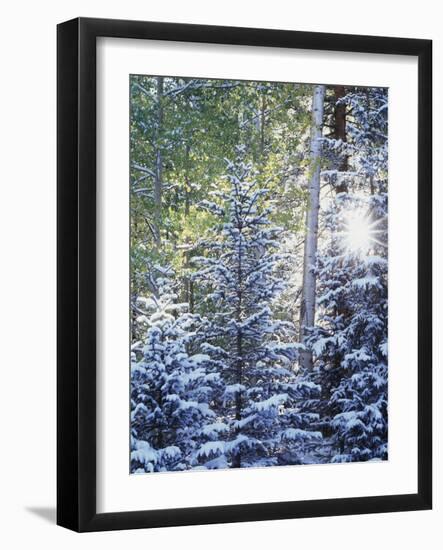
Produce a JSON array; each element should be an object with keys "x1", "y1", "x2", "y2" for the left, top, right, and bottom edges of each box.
[
  {"x1": 153, "y1": 76, "x2": 164, "y2": 247},
  {"x1": 232, "y1": 330, "x2": 243, "y2": 469},
  {"x1": 232, "y1": 228, "x2": 244, "y2": 469},
  {"x1": 260, "y1": 95, "x2": 266, "y2": 159},
  {"x1": 333, "y1": 85, "x2": 348, "y2": 193},
  {"x1": 332, "y1": 85, "x2": 351, "y2": 370},
  {"x1": 183, "y1": 143, "x2": 194, "y2": 312}
]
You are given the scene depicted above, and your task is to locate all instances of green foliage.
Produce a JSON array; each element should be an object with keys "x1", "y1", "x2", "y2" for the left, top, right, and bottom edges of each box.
[
  {"x1": 129, "y1": 75, "x2": 389, "y2": 468},
  {"x1": 130, "y1": 75, "x2": 311, "y2": 333}
]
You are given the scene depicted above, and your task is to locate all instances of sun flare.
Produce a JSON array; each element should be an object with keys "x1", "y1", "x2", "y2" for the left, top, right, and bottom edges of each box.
[{"x1": 342, "y1": 209, "x2": 384, "y2": 254}]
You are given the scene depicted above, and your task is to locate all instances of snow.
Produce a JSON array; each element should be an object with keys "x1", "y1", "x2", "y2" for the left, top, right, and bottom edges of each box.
[
  {"x1": 351, "y1": 275, "x2": 379, "y2": 289},
  {"x1": 130, "y1": 277, "x2": 220, "y2": 473},
  {"x1": 196, "y1": 441, "x2": 225, "y2": 458},
  {"x1": 225, "y1": 434, "x2": 251, "y2": 453},
  {"x1": 162, "y1": 446, "x2": 181, "y2": 459},
  {"x1": 281, "y1": 428, "x2": 322, "y2": 442},
  {"x1": 379, "y1": 342, "x2": 388, "y2": 357},
  {"x1": 131, "y1": 441, "x2": 157, "y2": 466},
  {"x1": 189, "y1": 353, "x2": 210, "y2": 364},
  {"x1": 201, "y1": 422, "x2": 229, "y2": 437},
  {"x1": 253, "y1": 394, "x2": 288, "y2": 412},
  {"x1": 224, "y1": 384, "x2": 246, "y2": 397},
  {"x1": 130, "y1": 101, "x2": 388, "y2": 472},
  {"x1": 203, "y1": 455, "x2": 229, "y2": 469}
]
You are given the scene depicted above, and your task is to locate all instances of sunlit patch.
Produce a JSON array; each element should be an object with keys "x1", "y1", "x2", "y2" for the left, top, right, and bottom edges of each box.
[{"x1": 342, "y1": 209, "x2": 385, "y2": 254}]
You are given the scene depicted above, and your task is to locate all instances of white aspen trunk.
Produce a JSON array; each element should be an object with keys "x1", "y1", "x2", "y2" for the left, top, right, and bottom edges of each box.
[{"x1": 299, "y1": 85, "x2": 326, "y2": 370}]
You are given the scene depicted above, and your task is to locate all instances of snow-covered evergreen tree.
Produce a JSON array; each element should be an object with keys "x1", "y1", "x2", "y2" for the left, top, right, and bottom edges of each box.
[
  {"x1": 308, "y1": 194, "x2": 388, "y2": 462},
  {"x1": 194, "y1": 150, "x2": 322, "y2": 468},
  {"x1": 130, "y1": 277, "x2": 223, "y2": 473},
  {"x1": 306, "y1": 88, "x2": 388, "y2": 462}
]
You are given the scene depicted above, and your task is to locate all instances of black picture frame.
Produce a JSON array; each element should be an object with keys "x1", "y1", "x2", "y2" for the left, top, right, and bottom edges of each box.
[{"x1": 57, "y1": 17, "x2": 432, "y2": 532}]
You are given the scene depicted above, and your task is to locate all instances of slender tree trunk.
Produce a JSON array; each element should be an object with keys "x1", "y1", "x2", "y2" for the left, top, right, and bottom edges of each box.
[
  {"x1": 332, "y1": 85, "x2": 350, "y2": 370},
  {"x1": 299, "y1": 85, "x2": 326, "y2": 370},
  {"x1": 260, "y1": 95, "x2": 266, "y2": 158},
  {"x1": 183, "y1": 176, "x2": 193, "y2": 311},
  {"x1": 333, "y1": 85, "x2": 348, "y2": 193},
  {"x1": 153, "y1": 76, "x2": 164, "y2": 247},
  {"x1": 232, "y1": 330, "x2": 243, "y2": 469},
  {"x1": 232, "y1": 228, "x2": 244, "y2": 469},
  {"x1": 182, "y1": 143, "x2": 196, "y2": 312}
]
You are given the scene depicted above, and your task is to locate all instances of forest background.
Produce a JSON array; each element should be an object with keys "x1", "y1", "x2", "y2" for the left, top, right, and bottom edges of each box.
[{"x1": 129, "y1": 76, "x2": 388, "y2": 473}]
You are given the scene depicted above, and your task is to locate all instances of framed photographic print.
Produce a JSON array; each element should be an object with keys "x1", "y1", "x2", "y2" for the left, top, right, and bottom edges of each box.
[{"x1": 57, "y1": 17, "x2": 432, "y2": 532}]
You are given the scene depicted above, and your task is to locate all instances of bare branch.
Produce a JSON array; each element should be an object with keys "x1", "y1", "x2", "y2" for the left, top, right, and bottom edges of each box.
[{"x1": 132, "y1": 163, "x2": 156, "y2": 177}]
